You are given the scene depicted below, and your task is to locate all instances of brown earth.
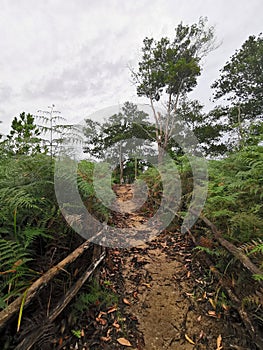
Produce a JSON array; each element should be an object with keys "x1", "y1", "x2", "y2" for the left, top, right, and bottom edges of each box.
[
  {"x1": 15, "y1": 184, "x2": 255, "y2": 350},
  {"x1": 2, "y1": 184, "x2": 257, "y2": 350},
  {"x1": 111, "y1": 184, "x2": 254, "y2": 350}
]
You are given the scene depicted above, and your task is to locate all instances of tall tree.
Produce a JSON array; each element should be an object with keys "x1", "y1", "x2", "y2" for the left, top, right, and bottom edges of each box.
[
  {"x1": 212, "y1": 33, "x2": 263, "y2": 148},
  {"x1": 176, "y1": 99, "x2": 228, "y2": 156},
  {"x1": 84, "y1": 102, "x2": 154, "y2": 183},
  {"x1": 132, "y1": 17, "x2": 217, "y2": 162},
  {"x1": 6, "y1": 112, "x2": 42, "y2": 155},
  {"x1": 0, "y1": 120, "x2": 5, "y2": 156},
  {"x1": 36, "y1": 104, "x2": 81, "y2": 159}
]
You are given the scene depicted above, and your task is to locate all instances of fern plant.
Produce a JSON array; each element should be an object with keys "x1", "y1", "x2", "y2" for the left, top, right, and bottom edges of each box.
[
  {"x1": 204, "y1": 145, "x2": 263, "y2": 243},
  {"x1": 0, "y1": 153, "x2": 60, "y2": 308},
  {"x1": 0, "y1": 154, "x2": 56, "y2": 240},
  {"x1": 0, "y1": 239, "x2": 32, "y2": 309},
  {"x1": 71, "y1": 279, "x2": 118, "y2": 317}
]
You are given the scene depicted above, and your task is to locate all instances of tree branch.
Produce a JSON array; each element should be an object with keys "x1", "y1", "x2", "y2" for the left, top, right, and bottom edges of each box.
[
  {"x1": 0, "y1": 238, "x2": 101, "y2": 329},
  {"x1": 14, "y1": 250, "x2": 106, "y2": 350}
]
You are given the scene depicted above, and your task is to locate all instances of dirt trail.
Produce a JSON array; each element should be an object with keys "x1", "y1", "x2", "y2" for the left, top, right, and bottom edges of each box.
[{"x1": 113, "y1": 184, "x2": 253, "y2": 350}]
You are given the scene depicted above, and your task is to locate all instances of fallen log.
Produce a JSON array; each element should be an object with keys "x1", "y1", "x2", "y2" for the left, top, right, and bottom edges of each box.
[
  {"x1": 166, "y1": 204, "x2": 262, "y2": 277},
  {"x1": 198, "y1": 254, "x2": 263, "y2": 350},
  {"x1": 187, "y1": 211, "x2": 263, "y2": 349},
  {"x1": 192, "y1": 210, "x2": 263, "y2": 279},
  {"x1": 14, "y1": 249, "x2": 106, "y2": 350},
  {"x1": 167, "y1": 205, "x2": 263, "y2": 348},
  {"x1": 0, "y1": 237, "x2": 96, "y2": 329}
]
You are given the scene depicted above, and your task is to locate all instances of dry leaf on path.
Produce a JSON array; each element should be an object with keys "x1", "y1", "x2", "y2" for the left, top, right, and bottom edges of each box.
[
  {"x1": 199, "y1": 330, "x2": 204, "y2": 339},
  {"x1": 96, "y1": 317, "x2": 107, "y2": 325},
  {"x1": 208, "y1": 310, "x2": 220, "y2": 318},
  {"x1": 107, "y1": 306, "x2": 118, "y2": 313},
  {"x1": 133, "y1": 291, "x2": 138, "y2": 299},
  {"x1": 117, "y1": 337, "x2": 132, "y2": 346},
  {"x1": 101, "y1": 336, "x2": 111, "y2": 342},
  {"x1": 209, "y1": 298, "x2": 217, "y2": 309},
  {"x1": 97, "y1": 311, "x2": 107, "y2": 318},
  {"x1": 185, "y1": 333, "x2": 195, "y2": 345},
  {"x1": 123, "y1": 298, "x2": 131, "y2": 305},
  {"x1": 216, "y1": 334, "x2": 223, "y2": 350},
  {"x1": 113, "y1": 319, "x2": 120, "y2": 329}
]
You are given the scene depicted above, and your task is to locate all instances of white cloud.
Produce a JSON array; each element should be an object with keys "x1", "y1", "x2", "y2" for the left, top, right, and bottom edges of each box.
[{"x1": 0, "y1": 0, "x2": 262, "y2": 131}]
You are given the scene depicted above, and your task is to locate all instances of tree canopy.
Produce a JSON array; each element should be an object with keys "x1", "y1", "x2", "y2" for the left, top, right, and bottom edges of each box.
[
  {"x1": 84, "y1": 102, "x2": 154, "y2": 183},
  {"x1": 211, "y1": 33, "x2": 263, "y2": 148},
  {"x1": 132, "y1": 17, "x2": 218, "y2": 161},
  {"x1": 5, "y1": 112, "x2": 42, "y2": 155},
  {"x1": 212, "y1": 34, "x2": 263, "y2": 111}
]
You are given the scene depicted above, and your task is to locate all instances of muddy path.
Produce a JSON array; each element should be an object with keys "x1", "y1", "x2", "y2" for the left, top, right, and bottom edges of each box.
[{"x1": 111, "y1": 184, "x2": 254, "y2": 350}]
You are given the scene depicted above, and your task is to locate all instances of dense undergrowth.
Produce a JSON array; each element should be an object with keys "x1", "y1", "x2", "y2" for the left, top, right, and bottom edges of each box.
[
  {"x1": 140, "y1": 145, "x2": 263, "y2": 328},
  {"x1": 141, "y1": 145, "x2": 263, "y2": 255},
  {"x1": 0, "y1": 143, "x2": 262, "y2": 345},
  {"x1": 205, "y1": 145, "x2": 263, "y2": 243},
  {"x1": 0, "y1": 153, "x2": 109, "y2": 311}
]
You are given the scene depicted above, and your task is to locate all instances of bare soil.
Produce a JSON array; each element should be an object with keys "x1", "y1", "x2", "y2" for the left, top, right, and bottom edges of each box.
[
  {"x1": 111, "y1": 184, "x2": 254, "y2": 350},
  {"x1": 8, "y1": 184, "x2": 256, "y2": 349}
]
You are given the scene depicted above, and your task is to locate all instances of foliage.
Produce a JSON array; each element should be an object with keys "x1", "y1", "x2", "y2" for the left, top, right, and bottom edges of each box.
[
  {"x1": 172, "y1": 98, "x2": 228, "y2": 156},
  {"x1": 204, "y1": 145, "x2": 263, "y2": 242},
  {"x1": 4, "y1": 112, "x2": 42, "y2": 155},
  {"x1": 212, "y1": 33, "x2": 263, "y2": 149},
  {"x1": 36, "y1": 104, "x2": 82, "y2": 158},
  {"x1": 0, "y1": 154, "x2": 57, "y2": 239},
  {"x1": 132, "y1": 17, "x2": 218, "y2": 161},
  {"x1": 84, "y1": 102, "x2": 155, "y2": 183},
  {"x1": 138, "y1": 159, "x2": 184, "y2": 223},
  {"x1": 71, "y1": 329, "x2": 82, "y2": 338},
  {"x1": 133, "y1": 17, "x2": 216, "y2": 101},
  {"x1": 0, "y1": 153, "x2": 56, "y2": 307},
  {"x1": 0, "y1": 152, "x2": 109, "y2": 309},
  {"x1": 212, "y1": 34, "x2": 263, "y2": 108},
  {"x1": 0, "y1": 239, "x2": 32, "y2": 309},
  {"x1": 77, "y1": 160, "x2": 112, "y2": 222},
  {"x1": 71, "y1": 279, "x2": 118, "y2": 315}
]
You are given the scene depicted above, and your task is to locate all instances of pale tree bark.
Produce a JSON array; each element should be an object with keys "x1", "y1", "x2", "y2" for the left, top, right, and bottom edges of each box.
[
  {"x1": 119, "y1": 142, "x2": 124, "y2": 184},
  {"x1": 149, "y1": 83, "x2": 183, "y2": 164}
]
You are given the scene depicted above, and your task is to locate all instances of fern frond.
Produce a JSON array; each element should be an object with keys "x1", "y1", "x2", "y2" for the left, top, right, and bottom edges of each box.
[
  {"x1": 0, "y1": 240, "x2": 28, "y2": 269},
  {"x1": 238, "y1": 239, "x2": 263, "y2": 254},
  {"x1": 252, "y1": 274, "x2": 263, "y2": 282},
  {"x1": 242, "y1": 288, "x2": 263, "y2": 309},
  {"x1": 194, "y1": 245, "x2": 220, "y2": 256},
  {"x1": 0, "y1": 239, "x2": 32, "y2": 308},
  {"x1": 21, "y1": 226, "x2": 51, "y2": 248}
]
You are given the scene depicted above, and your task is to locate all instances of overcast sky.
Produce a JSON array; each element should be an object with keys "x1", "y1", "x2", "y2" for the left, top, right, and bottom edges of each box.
[{"x1": 0, "y1": 0, "x2": 262, "y2": 135}]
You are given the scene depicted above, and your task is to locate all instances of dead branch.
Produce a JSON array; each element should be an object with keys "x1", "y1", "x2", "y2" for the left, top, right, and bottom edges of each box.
[
  {"x1": 0, "y1": 237, "x2": 98, "y2": 329},
  {"x1": 207, "y1": 262, "x2": 263, "y2": 350},
  {"x1": 14, "y1": 250, "x2": 106, "y2": 350},
  {"x1": 188, "y1": 211, "x2": 263, "y2": 348},
  {"x1": 194, "y1": 210, "x2": 263, "y2": 278},
  {"x1": 167, "y1": 205, "x2": 262, "y2": 347}
]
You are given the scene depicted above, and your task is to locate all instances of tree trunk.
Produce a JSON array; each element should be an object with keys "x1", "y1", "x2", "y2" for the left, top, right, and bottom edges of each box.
[
  {"x1": 157, "y1": 142, "x2": 165, "y2": 164},
  {"x1": 134, "y1": 156, "x2": 138, "y2": 180},
  {"x1": 119, "y1": 142, "x2": 124, "y2": 184}
]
